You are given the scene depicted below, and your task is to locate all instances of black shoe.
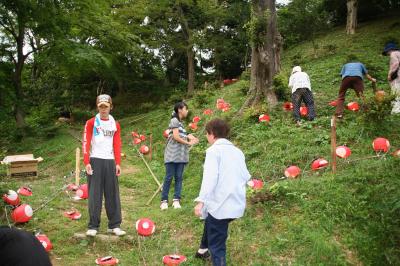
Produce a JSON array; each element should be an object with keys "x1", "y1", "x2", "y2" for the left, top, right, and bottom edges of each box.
[{"x1": 195, "y1": 250, "x2": 211, "y2": 260}]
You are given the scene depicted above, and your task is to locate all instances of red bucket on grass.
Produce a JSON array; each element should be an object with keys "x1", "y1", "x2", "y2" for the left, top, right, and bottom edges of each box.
[
  {"x1": 336, "y1": 146, "x2": 351, "y2": 158},
  {"x1": 163, "y1": 254, "x2": 187, "y2": 265},
  {"x1": 3, "y1": 190, "x2": 20, "y2": 206},
  {"x1": 139, "y1": 145, "x2": 150, "y2": 155},
  {"x1": 95, "y1": 256, "x2": 119, "y2": 265},
  {"x1": 192, "y1": 116, "x2": 201, "y2": 123},
  {"x1": 283, "y1": 102, "x2": 293, "y2": 111},
  {"x1": 36, "y1": 234, "x2": 53, "y2": 252},
  {"x1": 372, "y1": 137, "x2": 390, "y2": 153},
  {"x1": 17, "y1": 186, "x2": 32, "y2": 196},
  {"x1": 347, "y1": 102, "x2": 359, "y2": 111},
  {"x1": 300, "y1": 106, "x2": 308, "y2": 117},
  {"x1": 63, "y1": 209, "x2": 82, "y2": 220},
  {"x1": 284, "y1": 166, "x2": 301, "y2": 179},
  {"x1": 11, "y1": 204, "x2": 33, "y2": 223},
  {"x1": 258, "y1": 114, "x2": 270, "y2": 123},
  {"x1": 247, "y1": 179, "x2": 263, "y2": 190},
  {"x1": 136, "y1": 218, "x2": 155, "y2": 236},
  {"x1": 76, "y1": 184, "x2": 88, "y2": 199},
  {"x1": 311, "y1": 158, "x2": 329, "y2": 171}
]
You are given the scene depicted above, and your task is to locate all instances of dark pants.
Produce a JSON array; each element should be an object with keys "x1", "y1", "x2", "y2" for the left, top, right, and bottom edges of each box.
[
  {"x1": 335, "y1": 76, "x2": 365, "y2": 116},
  {"x1": 292, "y1": 87, "x2": 316, "y2": 121},
  {"x1": 87, "y1": 158, "x2": 122, "y2": 230},
  {"x1": 0, "y1": 226, "x2": 52, "y2": 266},
  {"x1": 200, "y1": 214, "x2": 233, "y2": 266},
  {"x1": 161, "y1": 162, "x2": 186, "y2": 201}
]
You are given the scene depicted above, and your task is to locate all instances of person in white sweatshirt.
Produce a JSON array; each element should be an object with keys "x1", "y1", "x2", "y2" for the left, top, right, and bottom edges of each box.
[{"x1": 194, "y1": 119, "x2": 251, "y2": 266}]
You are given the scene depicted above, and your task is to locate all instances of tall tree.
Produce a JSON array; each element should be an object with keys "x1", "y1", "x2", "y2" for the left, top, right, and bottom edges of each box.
[
  {"x1": 0, "y1": 0, "x2": 69, "y2": 128},
  {"x1": 127, "y1": 0, "x2": 217, "y2": 96},
  {"x1": 240, "y1": 0, "x2": 281, "y2": 113},
  {"x1": 346, "y1": 0, "x2": 358, "y2": 34}
]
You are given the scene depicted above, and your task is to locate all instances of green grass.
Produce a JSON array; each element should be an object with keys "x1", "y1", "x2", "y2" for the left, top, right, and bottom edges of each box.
[{"x1": 1, "y1": 17, "x2": 400, "y2": 265}]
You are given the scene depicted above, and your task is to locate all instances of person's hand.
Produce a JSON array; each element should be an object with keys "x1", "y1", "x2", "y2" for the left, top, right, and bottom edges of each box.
[
  {"x1": 187, "y1": 134, "x2": 196, "y2": 141},
  {"x1": 371, "y1": 78, "x2": 377, "y2": 83},
  {"x1": 189, "y1": 137, "x2": 199, "y2": 145},
  {"x1": 388, "y1": 75, "x2": 392, "y2": 82},
  {"x1": 194, "y1": 202, "x2": 204, "y2": 217},
  {"x1": 85, "y1": 164, "x2": 93, "y2": 175},
  {"x1": 116, "y1": 165, "x2": 121, "y2": 176}
]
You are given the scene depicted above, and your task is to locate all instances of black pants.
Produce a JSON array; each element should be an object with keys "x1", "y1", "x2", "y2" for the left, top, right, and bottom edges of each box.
[
  {"x1": 200, "y1": 214, "x2": 233, "y2": 266},
  {"x1": 292, "y1": 88, "x2": 316, "y2": 122},
  {"x1": 87, "y1": 158, "x2": 122, "y2": 230}
]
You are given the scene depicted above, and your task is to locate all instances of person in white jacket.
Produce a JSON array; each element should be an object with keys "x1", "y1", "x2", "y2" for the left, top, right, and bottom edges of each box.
[
  {"x1": 382, "y1": 42, "x2": 400, "y2": 114},
  {"x1": 288, "y1": 66, "x2": 316, "y2": 125},
  {"x1": 194, "y1": 119, "x2": 251, "y2": 266}
]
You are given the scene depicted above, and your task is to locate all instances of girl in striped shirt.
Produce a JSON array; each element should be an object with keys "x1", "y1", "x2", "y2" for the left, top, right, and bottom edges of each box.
[{"x1": 161, "y1": 101, "x2": 199, "y2": 210}]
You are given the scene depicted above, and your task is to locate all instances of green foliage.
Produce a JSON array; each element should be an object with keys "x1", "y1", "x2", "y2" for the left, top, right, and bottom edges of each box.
[
  {"x1": 362, "y1": 92, "x2": 395, "y2": 127},
  {"x1": 273, "y1": 72, "x2": 290, "y2": 101},
  {"x1": 244, "y1": 7, "x2": 270, "y2": 46},
  {"x1": 278, "y1": 0, "x2": 331, "y2": 48},
  {"x1": 192, "y1": 89, "x2": 215, "y2": 109}
]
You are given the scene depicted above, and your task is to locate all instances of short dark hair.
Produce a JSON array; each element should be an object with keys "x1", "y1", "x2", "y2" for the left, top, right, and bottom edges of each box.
[{"x1": 205, "y1": 119, "x2": 230, "y2": 139}]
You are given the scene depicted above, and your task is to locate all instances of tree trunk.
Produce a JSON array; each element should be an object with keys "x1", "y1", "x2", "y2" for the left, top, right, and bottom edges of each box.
[
  {"x1": 13, "y1": 21, "x2": 27, "y2": 128},
  {"x1": 346, "y1": 0, "x2": 358, "y2": 35},
  {"x1": 187, "y1": 48, "x2": 195, "y2": 96},
  {"x1": 177, "y1": 4, "x2": 195, "y2": 96},
  {"x1": 239, "y1": 0, "x2": 279, "y2": 114}
]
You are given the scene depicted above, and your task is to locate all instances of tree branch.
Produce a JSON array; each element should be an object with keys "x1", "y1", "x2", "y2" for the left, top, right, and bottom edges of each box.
[{"x1": 0, "y1": 19, "x2": 17, "y2": 40}]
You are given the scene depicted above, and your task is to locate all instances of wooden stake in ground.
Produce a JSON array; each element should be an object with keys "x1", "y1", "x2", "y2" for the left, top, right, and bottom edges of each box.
[
  {"x1": 331, "y1": 116, "x2": 337, "y2": 174},
  {"x1": 75, "y1": 148, "x2": 80, "y2": 186}
]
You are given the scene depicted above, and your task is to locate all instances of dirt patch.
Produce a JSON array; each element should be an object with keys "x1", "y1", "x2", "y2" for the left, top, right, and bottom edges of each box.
[
  {"x1": 122, "y1": 164, "x2": 139, "y2": 175},
  {"x1": 333, "y1": 234, "x2": 363, "y2": 266}
]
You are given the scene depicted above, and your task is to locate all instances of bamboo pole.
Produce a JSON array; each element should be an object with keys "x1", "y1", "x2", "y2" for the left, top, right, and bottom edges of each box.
[
  {"x1": 146, "y1": 184, "x2": 163, "y2": 205},
  {"x1": 137, "y1": 149, "x2": 162, "y2": 187},
  {"x1": 75, "y1": 148, "x2": 80, "y2": 186}
]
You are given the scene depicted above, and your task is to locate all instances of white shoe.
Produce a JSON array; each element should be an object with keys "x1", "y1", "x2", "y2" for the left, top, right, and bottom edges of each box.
[
  {"x1": 86, "y1": 229, "x2": 97, "y2": 237},
  {"x1": 172, "y1": 199, "x2": 181, "y2": 209},
  {"x1": 160, "y1": 201, "x2": 168, "y2": 210},
  {"x1": 107, "y1": 228, "x2": 126, "y2": 236}
]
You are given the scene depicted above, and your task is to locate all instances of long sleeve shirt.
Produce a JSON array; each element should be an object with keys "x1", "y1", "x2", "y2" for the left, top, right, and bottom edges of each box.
[
  {"x1": 288, "y1": 72, "x2": 312, "y2": 93},
  {"x1": 195, "y1": 138, "x2": 251, "y2": 220},
  {"x1": 82, "y1": 117, "x2": 121, "y2": 165}
]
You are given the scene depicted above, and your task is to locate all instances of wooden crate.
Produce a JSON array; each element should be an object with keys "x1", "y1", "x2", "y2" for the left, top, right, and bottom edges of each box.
[{"x1": 2, "y1": 154, "x2": 40, "y2": 178}]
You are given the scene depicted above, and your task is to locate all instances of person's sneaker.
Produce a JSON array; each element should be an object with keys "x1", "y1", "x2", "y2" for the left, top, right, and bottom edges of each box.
[
  {"x1": 172, "y1": 199, "x2": 181, "y2": 209},
  {"x1": 160, "y1": 200, "x2": 168, "y2": 210},
  {"x1": 195, "y1": 249, "x2": 211, "y2": 260},
  {"x1": 107, "y1": 228, "x2": 126, "y2": 236},
  {"x1": 86, "y1": 229, "x2": 97, "y2": 237}
]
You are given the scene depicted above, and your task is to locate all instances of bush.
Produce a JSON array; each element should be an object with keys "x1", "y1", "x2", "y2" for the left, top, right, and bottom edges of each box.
[
  {"x1": 192, "y1": 89, "x2": 216, "y2": 109},
  {"x1": 72, "y1": 109, "x2": 94, "y2": 123},
  {"x1": 242, "y1": 103, "x2": 269, "y2": 123},
  {"x1": 274, "y1": 72, "x2": 290, "y2": 101}
]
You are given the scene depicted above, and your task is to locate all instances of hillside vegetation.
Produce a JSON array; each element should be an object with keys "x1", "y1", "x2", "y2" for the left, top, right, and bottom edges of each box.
[{"x1": 1, "y1": 17, "x2": 400, "y2": 265}]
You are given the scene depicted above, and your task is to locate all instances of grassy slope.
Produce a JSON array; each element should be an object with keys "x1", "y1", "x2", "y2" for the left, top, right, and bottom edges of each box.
[{"x1": 1, "y1": 17, "x2": 400, "y2": 265}]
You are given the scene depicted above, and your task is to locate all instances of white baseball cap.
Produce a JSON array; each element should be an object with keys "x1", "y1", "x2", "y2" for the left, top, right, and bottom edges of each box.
[{"x1": 292, "y1": 66, "x2": 302, "y2": 74}]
